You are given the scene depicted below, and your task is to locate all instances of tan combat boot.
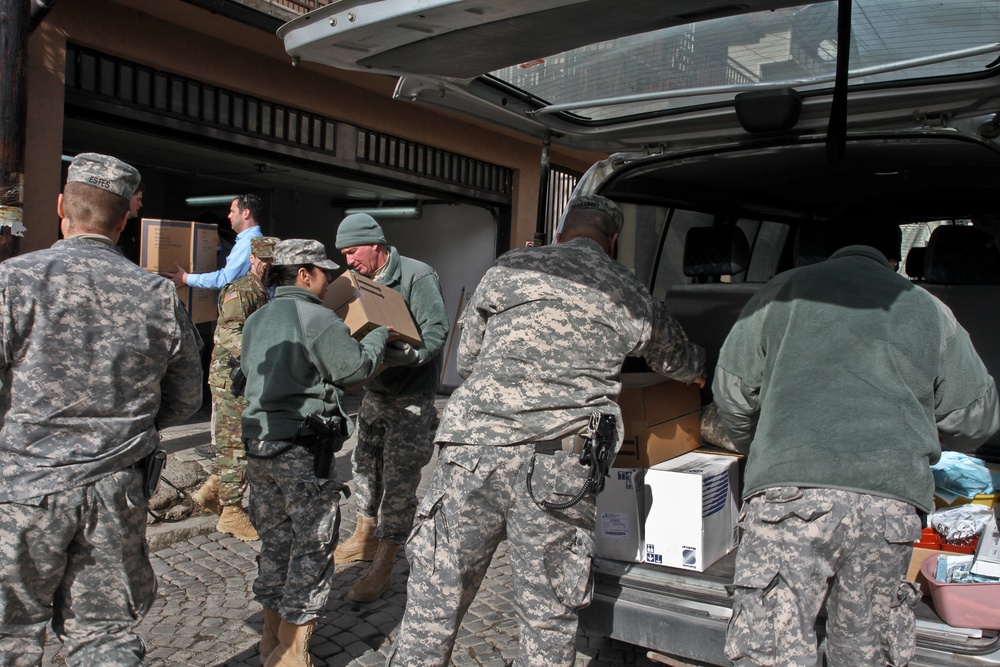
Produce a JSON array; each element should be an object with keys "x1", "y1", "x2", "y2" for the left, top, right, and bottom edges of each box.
[
  {"x1": 333, "y1": 514, "x2": 378, "y2": 563},
  {"x1": 346, "y1": 539, "x2": 400, "y2": 603},
  {"x1": 217, "y1": 505, "x2": 260, "y2": 541},
  {"x1": 259, "y1": 607, "x2": 282, "y2": 666},
  {"x1": 191, "y1": 474, "x2": 222, "y2": 515},
  {"x1": 263, "y1": 619, "x2": 315, "y2": 667}
]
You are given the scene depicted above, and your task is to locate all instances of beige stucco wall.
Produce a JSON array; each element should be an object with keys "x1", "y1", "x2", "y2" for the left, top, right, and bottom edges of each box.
[{"x1": 23, "y1": 0, "x2": 602, "y2": 254}]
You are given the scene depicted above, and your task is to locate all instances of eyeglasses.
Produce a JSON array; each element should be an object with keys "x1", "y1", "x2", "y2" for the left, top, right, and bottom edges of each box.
[{"x1": 236, "y1": 193, "x2": 262, "y2": 211}]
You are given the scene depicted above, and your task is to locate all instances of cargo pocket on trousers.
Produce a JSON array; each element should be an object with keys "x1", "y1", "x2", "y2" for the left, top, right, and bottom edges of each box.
[
  {"x1": 545, "y1": 527, "x2": 595, "y2": 610},
  {"x1": 725, "y1": 565, "x2": 780, "y2": 665},
  {"x1": 407, "y1": 489, "x2": 445, "y2": 575},
  {"x1": 885, "y1": 580, "x2": 921, "y2": 667}
]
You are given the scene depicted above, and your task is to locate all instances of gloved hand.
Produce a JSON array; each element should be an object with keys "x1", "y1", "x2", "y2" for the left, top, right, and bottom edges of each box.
[{"x1": 383, "y1": 341, "x2": 420, "y2": 367}]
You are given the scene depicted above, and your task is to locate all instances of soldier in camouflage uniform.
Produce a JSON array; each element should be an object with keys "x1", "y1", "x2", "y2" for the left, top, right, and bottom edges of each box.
[
  {"x1": 191, "y1": 236, "x2": 280, "y2": 541},
  {"x1": 241, "y1": 239, "x2": 390, "y2": 666},
  {"x1": 333, "y1": 214, "x2": 449, "y2": 604},
  {"x1": 0, "y1": 153, "x2": 203, "y2": 666},
  {"x1": 386, "y1": 196, "x2": 706, "y2": 667},
  {"x1": 714, "y1": 220, "x2": 1000, "y2": 666}
]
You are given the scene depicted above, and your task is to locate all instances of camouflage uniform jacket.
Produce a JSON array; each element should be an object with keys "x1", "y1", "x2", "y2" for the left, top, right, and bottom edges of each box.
[
  {"x1": 207, "y1": 273, "x2": 269, "y2": 391},
  {"x1": 362, "y1": 246, "x2": 449, "y2": 398},
  {"x1": 436, "y1": 237, "x2": 705, "y2": 447},
  {"x1": 714, "y1": 245, "x2": 1000, "y2": 512},
  {"x1": 0, "y1": 236, "x2": 203, "y2": 502}
]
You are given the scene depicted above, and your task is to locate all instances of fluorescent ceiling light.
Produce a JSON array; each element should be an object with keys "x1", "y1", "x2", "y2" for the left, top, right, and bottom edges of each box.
[
  {"x1": 185, "y1": 195, "x2": 240, "y2": 207},
  {"x1": 345, "y1": 206, "x2": 421, "y2": 219}
]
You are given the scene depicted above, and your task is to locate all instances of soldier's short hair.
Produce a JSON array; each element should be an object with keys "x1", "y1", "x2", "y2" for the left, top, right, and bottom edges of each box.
[{"x1": 62, "y1": 182, "x2": 130, "y2": 236}]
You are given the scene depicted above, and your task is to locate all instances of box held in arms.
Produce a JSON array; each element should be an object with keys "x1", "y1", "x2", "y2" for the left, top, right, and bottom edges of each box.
[
  {"x1": 595, "y1": 468, "x2": 646, "y2": 563},
  {"x1": 642, "y1": 452, "x2": 740, "y2": 572},
  {"x1": 323, "y1": 272, "x2": 422, "y2": 346},
  {"x1": 139, "y1": 219, "x2": 220, "y2": 324},
  {"x1": 614, "y1": 374, "x2": 701, "y2": 468}
]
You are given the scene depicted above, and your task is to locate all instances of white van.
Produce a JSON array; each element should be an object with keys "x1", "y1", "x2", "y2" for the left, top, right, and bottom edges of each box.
[{"x1": 280, "y1": 2, "x2": 1000, "y2": 664}]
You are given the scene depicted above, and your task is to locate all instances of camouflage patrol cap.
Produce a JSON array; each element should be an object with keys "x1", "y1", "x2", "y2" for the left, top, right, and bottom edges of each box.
[
  {"x1": 272, "y1": 239, "x2": 340, "y2": 270},
  {"x1": 66, "y1": 153, "x2": 141, "y2": 201},
  {"x1": 565, "y1": 195, "x2": 624, "y2": 233},
  {"x1": 251, "y1": 236, "x2": 280, "y2": 260}
]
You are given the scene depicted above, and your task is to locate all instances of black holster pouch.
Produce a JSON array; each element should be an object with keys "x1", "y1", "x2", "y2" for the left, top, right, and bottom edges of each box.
[
  {"x1": 296, "y1": 413, "x2": 349, "y2": 479},
  {"x1": 526, "y1": 412, "x2": 617, "y2": 511},
  {"x1": 580, "y1": 412, "x2": 617, "y2": 495},
  {"x1": 228, "y1": 356, "x2": 246, "y2": 398},
  {"x1": 141, "y1": 448, "x2": 167, "y2": 500}
]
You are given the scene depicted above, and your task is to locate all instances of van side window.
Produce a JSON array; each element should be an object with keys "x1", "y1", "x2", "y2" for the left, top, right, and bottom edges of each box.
[
  {"x1": 745, "y1": 220, "x2": 790, "y2": 283},
  {"x1": 649, "y1": 210, "x2": 715, "y2": 300}
]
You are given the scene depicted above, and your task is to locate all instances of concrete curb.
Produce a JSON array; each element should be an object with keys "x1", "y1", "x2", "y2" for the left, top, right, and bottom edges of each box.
[{"x1": 146, "y1": 512, "x2": 218, "y2": 552}]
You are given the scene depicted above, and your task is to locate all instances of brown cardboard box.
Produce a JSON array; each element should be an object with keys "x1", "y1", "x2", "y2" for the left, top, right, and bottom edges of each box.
[
  {"x1": 323, "y1": 272, "x2": 422, "y2": 345},
  {"x1": 613, "y1": 375, "x2": 702, "y2": 468},
  {"x1": 140, "y1": 219, "x2": 220, "y2": 324},
  {"x1": 907, "y1": 546, "x2": 940, "y2": 591}
]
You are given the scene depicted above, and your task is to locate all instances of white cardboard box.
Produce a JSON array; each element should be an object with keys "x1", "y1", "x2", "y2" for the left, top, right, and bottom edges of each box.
[
  {"x1": 971, "y1": 510, "x2": 1000, "y2": 579},
  {"x1": 642, "y1": 452, "x2": 740, "y2": 571},
  {"x1": 595, "y1": 468, "x2": 646, "y2": 563}
]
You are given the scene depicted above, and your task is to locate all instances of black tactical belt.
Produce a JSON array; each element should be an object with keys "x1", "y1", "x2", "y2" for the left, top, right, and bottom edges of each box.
[{"x1": 534, "y1": 435, "x2": 585, "y2": 457}]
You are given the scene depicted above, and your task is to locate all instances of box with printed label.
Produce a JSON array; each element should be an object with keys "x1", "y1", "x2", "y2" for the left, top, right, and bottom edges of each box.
[
  {"x1": 323, "y1": 271, "x2": 422, "y2": 346},
  {"x1": 595, "y1": 468, "x2": 646, "y2": 563},
  {"x1": 139, "y1": 219, "x2": 220, "y2": 324},
  {"x1": 613, "y1": 374, "x2": 701, "y2": 468},
  {"x1": 971, "y1": 510, "x2": 1000, "y2": 579},
  {"x1": 642, "y1": 452, "x2": 740, "y2": 572}
]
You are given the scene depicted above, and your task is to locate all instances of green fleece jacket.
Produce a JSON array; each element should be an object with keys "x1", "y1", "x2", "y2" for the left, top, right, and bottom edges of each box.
[
  {"x1": 714, "y1": 246, "x2": 999, "y2": 512},
  {"x1": 362, "y1": 246, "x2": 450, "y2": 397},
  {"x1": 241, "y1": 286, "x2": 388, "y2": 442}
]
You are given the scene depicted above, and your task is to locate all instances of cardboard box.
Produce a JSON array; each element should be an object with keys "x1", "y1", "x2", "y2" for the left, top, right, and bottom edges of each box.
[
  {"x1": 140, "y1": 219, "x2": 220, "y2": 324},
  {"x1": 614, "y1": 375, "x2": 701, "y2": 468},
  {"x1": 323, "y1": 272, "x2": 422, "y2": 346},
  {"x1": 642, "y1": 452, "x2": 739, "y2": 571},
  {"x1": 907, "y1": 546, "x2": 941, "y2": 586},
  {"x1": 595, "y1": 468, "x2": 646, "y2": 563}
]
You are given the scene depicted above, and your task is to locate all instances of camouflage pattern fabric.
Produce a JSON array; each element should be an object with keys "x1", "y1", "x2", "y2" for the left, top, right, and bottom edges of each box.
[
  {"x1": 700, "y1": 402, "x2": 743, "y2": 453},
  {"x1": 387, "y1": 443, "x2": 596, "y2": 667},
  {"x1": 0, "y1": 469, "x2": 154, "y2": 666},
  {"x1": 436, "y1": 237, "x2": 704, "y2": 449},
  {"x1": 351, "y1": 390, "x2": 437, "y2": 543},
  {"x1": 208, "y1": 273, "x2": 269, "y2": 505},
  {"x1": 0, "y1": 234, "x2": 202, "y2": 662},
  {"x1": 390, "y1": 236, "x2": 703, "y2": 666},
  {"x1": 65, "y1": 153, "x2": 141, "y2": 200},
  {"x1": 726, "y1": 487, "x2": 923, "y2": 667},
  {"x1": 247, "y1": 444, "x2": 343, "y2": 625},
  {"x1": 0, "y1": 237, "x2": 203, "y2": 501}
]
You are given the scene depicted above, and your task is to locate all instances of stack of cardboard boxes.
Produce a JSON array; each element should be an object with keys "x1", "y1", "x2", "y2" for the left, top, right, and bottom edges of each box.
[{"x1": 596, "y1": 375, "x2": 742, "y2": 572}]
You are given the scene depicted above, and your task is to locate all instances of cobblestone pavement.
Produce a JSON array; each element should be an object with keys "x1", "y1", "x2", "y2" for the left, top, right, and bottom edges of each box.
[{"x1": 41, "y1": 394, "x2": 659, "y2": 667}]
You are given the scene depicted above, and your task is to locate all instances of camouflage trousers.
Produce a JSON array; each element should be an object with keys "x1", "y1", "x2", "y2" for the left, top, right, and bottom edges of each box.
[
  {"x1": 387, "y1": 443, "x2": 596, "y2": 667},
  {"x1": 726, "y1": 487, "x2": 923, "y2": 667},
  {"x1": 0, "y1": 469, "x2": 156, "y2": 667},
  {"x1": 211, "y1": 384, "x2": 249, "y2": 506},
  {"x1": 246, "y1": 444, "x2": 343, "y2": 625},
  {"x1": 350, "y1": 391, "x2": 437, "y2": 543}
]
